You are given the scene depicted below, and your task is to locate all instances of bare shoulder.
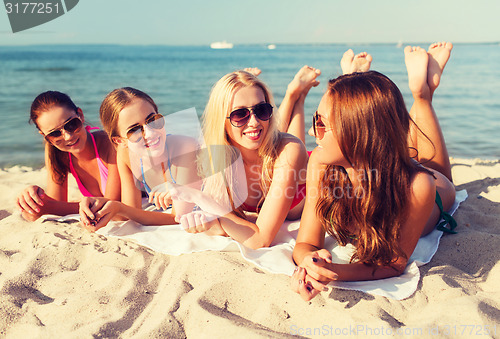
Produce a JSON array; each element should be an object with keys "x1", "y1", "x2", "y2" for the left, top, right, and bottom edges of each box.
[
  {"x1": 410, "y1": 171, "x2": 436, "y2": 206},
  {"x1": 92, "y1": 130, "x2": 116, "y2": 161},
  {"x1": 306, "y1": 147, "x2": 326, "y2": 170},
  {"x1": 304, "y1": 147, "x2": 328, "y2": 185},
  {"x1": 275, "y1": 132, "x2": 308, "y2": 169},
  {"x1": 92, "y1": 129, "x2": 111, "y2": 145}
]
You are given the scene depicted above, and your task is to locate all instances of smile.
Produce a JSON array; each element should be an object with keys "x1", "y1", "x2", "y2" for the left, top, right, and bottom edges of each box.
[
  {"x1": 66, "y1": 138, "x2": 79, "y2": 147},
  {"x1": 243, "y1": 129, "x2": 262, "y2": 140},
  {"x1": 145, "y1": 137, "x2": 160, "y2": 148}
]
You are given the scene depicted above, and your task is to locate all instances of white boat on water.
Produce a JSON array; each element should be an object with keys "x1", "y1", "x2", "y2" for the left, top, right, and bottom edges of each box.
[
  {"x1": 267, "y1": 44, "x2": 276, "y2": 50},
  {"x1": 210, "y1": 41, "x2": 233, "y2": 49}
]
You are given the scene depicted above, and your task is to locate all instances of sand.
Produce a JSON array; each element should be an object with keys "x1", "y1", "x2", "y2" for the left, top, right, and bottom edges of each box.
[{"x1": 0, "y1": 158, "x2": 499, "y2": 338}]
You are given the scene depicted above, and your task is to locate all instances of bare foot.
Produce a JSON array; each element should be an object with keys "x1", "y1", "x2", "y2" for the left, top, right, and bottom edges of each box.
[
  {"x1": 427, "y1": 42, "x2": 453, "y2": 95},
  {"x1": 286, "y1": 65, "x2": 321, "y2": 97},
  {"x1": 404, "y1": 46, "x2": 430, "y2": 99},
  {"x1": 340, "y1": 49, "x2": 372, "y2": 74},
  {"x1": 244, "y1": 67, "x2": 262, "y2": 76}
]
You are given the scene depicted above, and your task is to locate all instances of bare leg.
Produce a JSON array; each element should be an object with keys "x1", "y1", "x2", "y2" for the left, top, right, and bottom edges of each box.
[
  {"x1": 341, "y1": 49, "x2": 373, "y2": 74},
  {"x1": 404, "y1": 44, "x2": 452, "y2": 181},
  {"x1": 286, "y1": 92, "x2": 308, "y2": 143},
  {"x1": 278, "y1": 65, "x2": 321, "y2": 143}
]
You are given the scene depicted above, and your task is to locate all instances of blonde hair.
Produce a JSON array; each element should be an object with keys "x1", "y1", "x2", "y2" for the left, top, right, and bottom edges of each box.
[
  {"x1": 199, "y1": 71, "x2": 281, "y2": 213},
  {"x1": 100, "y1": 87, "x2": 158, "y2": 143}
]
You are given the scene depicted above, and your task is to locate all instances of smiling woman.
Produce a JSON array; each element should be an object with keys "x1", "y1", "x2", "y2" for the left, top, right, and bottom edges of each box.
[
  {"x1": 15, "y1": 91, "x2": 121, "y2": 224},
  {"x1": 168, "y1": 70, "x2": 316, "y2": 249},
  {"x1": 291, "y1": 43, "x2": 457, "y2": 301},
  {"x1": 78, "y1": 87, "x2": 200, "y2": 231}
]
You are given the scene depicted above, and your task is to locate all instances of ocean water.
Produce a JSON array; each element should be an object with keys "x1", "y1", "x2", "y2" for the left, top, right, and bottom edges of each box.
[{"x1": 0, "y1": 43, "x2": 499, "y2": 168}]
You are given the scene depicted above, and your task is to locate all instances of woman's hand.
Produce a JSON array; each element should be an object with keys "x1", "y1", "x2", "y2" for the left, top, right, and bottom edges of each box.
[
  {"x1": 16, "y1": 185, "x2": 45, "y2": 220},
  {"x1": 178, "y1": 210, "x2": 227, "y2": 235},
  {"x1": 168, "y1": 182, "x2": 230, "y2": 217},
  {"x1": 299, "y1": 249, "x2": 339, "y2": 284},
  {"x1": 79, "y1": 197, "x2": 121, "y2": 232},
  {"x1": 148, "y1": 184, "x2": 173, "y2": 211},
  {"x1": 290, "y1": 266, "x2": 328, "y2": 301}
]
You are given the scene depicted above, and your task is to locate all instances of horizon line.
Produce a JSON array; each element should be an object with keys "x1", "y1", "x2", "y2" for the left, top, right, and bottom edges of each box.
[{"x1": 1, "y1": 41, "x2": 499, "y2": 47}]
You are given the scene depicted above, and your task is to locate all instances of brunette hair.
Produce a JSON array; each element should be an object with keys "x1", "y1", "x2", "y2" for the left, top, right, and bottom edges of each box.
[
  {"x1": 100, "y1": 87, "x2": 158, "y2": 142},
  {"x1": 316, "y1": 71, "x2": 433, "y2": 268},
  {"x1": 199, "y1": 70, "x2": 281, "y2": 215},
  {"x1": 30, "y1": 91, "x2": 79, "y2": 184}
]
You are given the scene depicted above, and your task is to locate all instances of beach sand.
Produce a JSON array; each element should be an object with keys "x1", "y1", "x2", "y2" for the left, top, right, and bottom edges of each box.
[{"x1": 0, "y1": 158, "x2": 499, "y2": 338}]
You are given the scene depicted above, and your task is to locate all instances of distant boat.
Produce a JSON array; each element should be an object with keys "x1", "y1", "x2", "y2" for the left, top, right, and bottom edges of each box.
[
  {"x1": 210, "y1": 41, "x2": 233, "y2": 49},
  {"x1": 396, "y1": 40, "x2": 403, "y2": 48},
  {"x1": 267, "y1": 44, "x2": 276, "y2": 50}
]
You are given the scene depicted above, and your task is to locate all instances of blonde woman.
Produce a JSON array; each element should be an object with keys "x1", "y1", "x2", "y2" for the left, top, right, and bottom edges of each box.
[
  {"x1": 79, "y1": 87, "x2": 199, "y2": 230},
  {"x1": 170, "y1": 68, "x2": 322, "y2": 249}
]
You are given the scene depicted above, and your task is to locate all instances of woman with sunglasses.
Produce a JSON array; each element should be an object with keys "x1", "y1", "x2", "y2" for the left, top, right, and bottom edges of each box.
[
  {"x1": 169, "y1": 54, "x2": 373, "y2": 246},
  {"x1": 163, "y1": 67, "x2": 326, "y2": 249},
  {"x1": 291, "y1": 42, "x2": 456, "y2": 300},
  {"x1": 78, "y1": 87, "x2": 199, "y2": 230},
  {"x1": 16, "y1": 91, "x2": 121, "y2": 224}
]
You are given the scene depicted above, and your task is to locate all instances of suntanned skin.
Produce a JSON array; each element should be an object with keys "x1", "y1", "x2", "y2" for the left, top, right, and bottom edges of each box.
[
  {"x1": 78, "y1": 98, "x2": 199, "y2": 231},
  {"x1": 16, "y1": 106, "x2": 120, "y2": 226},
  {"x1": 291, "y1": 44, "x2": 456, "y2": 301}
]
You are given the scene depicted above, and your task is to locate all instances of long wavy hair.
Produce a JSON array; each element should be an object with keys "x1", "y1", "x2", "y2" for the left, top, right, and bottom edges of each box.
[
  {"x1": 30, "y1": 91, "x2": 79, "y2": 184},
  {"x1": 199, "y1": 70, "x2": 281, "y2": 215},
  {"x1": 100, "y1": 87, "x2": 158, "y2": 143},
  {"x1": 316, "y1": 71, "x2": 433, "y2": 268}
]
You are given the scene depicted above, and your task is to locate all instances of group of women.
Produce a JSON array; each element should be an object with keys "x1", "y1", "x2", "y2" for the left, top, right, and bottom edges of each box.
[{"x1": 16, "y1": 42, "x2": 456, "y2": 301}]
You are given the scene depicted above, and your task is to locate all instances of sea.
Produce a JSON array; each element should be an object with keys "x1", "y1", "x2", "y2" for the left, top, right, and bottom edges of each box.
[{"x1": 0, "y1": 43, "x2": 499, "y2": 168}]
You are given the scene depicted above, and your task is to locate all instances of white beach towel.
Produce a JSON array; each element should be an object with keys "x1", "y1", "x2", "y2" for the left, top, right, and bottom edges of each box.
[{"x1": 44, "y1": 190, "x2": 467, "y2": 300}]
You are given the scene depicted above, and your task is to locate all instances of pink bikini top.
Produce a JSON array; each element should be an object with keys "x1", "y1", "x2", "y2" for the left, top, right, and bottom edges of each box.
[{"x1": 68, "y1": 126, "x2": 108, "y2": 197}]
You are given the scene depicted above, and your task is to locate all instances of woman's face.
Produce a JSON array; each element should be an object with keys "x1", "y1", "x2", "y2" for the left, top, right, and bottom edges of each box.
[
  {"x1": 116, "y1": 98, "x2": 167, "y2": 158},
  {"x1": 225, "y1": 85, "x2": 270, "y2": 151},
  {"x1": 309, "y1": 93, "x2": 349, "y2": 167},
  {"x1": 36, "y1": 106, "x2": 87, "y2": 154}
]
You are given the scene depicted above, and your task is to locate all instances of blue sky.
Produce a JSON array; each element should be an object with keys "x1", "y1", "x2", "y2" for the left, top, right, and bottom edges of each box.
[{"x1": 1, "y1": 0, "x2": 499, "y2": 45}]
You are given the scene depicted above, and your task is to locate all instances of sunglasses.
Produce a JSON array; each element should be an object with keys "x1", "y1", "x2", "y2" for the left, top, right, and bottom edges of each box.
[
  {"x1": 125, "y1": 113, "x2": 164, "y2": 143},
  {"x1": 312, "y1": 111, "x2": 334, "y2": 139},
  {"x1": 227, "y1": 102, "x2": 273, "y2": 127},
  {"x1": 44, "y1": 116, "x2": 83, "y2": 141}
]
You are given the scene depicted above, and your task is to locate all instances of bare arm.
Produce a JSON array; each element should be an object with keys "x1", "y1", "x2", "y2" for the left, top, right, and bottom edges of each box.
[
  {"x1": 79, "y1": 147, "x2": 176, "y2": 230},
  {"x1": 217, "y1": 136, "x2": 308, "y2": 249},
  {"x1": 100, "y1": 134, "x2": 121, "y2": 201},
  {"x1": 292, "y1": 148, "x2": 334, "y2": 275},
  {"x1": 295, "y1": 160, "x2": 437, "y2": 283},
  {"x1": 115, "y1": 146, "x2": 176, "y2": 224},
  {"x1": 17, "y1": 145, "x2": 79, "y2": 221}
]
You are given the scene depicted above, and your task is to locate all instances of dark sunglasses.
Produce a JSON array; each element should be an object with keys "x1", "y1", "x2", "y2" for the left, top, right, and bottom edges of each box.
[
  {"x1": 44, "y1": 116, "x2": 83, "y2": 140},
  {"x1": 126, "y1": 113, "x2": 164, "y2": 143},
  {"x1": 312, "y1": 111, "x2": 333, "y2": 139},
  {"x1": 312, "y1": 111, "x2": 324, "y2": 138},
  {"x1": 227, "y1": 102, "x2": 273, "y2": 127}
]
